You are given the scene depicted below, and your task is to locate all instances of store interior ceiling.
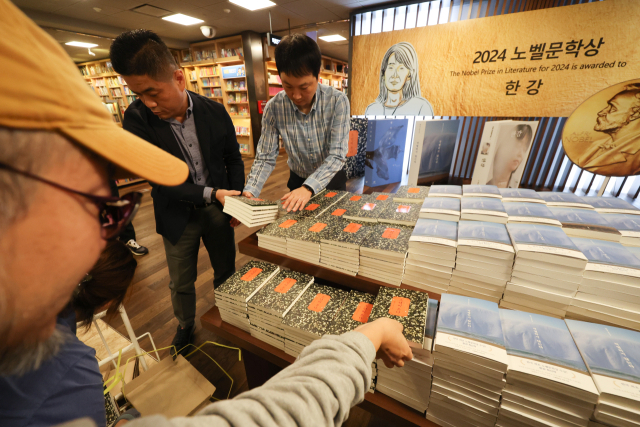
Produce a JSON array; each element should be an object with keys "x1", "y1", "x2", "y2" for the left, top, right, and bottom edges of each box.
[{"x1": 15, "y1": 0, "x2": 390, "y2": 63}]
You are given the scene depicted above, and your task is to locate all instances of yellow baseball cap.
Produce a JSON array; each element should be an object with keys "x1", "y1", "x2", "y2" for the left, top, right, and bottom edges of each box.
[{"x1": 0, "y1": 0, "x2": 188, "y2": 186}]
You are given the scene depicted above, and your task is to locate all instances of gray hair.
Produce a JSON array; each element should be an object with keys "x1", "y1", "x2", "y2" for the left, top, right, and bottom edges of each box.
[
  {"x1": 0, "y1": 328, "x2": 66, "y2": 376},
  {"x1": 375, "y1": 42, "x2": 422, "y2": 104}
]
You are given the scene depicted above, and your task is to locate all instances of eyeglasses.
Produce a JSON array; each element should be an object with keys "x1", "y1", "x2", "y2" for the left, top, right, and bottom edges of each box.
[{"x1": 0, "y1": 162, "x2": 142, "y2": 241}]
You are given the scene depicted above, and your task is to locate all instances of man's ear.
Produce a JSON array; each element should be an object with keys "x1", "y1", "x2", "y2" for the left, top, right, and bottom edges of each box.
[{"x1": 174, "y1": 68, "x2": 186, "y2": 89}]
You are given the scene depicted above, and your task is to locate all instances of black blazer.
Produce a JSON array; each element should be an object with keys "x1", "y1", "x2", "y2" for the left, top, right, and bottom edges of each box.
[{"x1": 123, "y1": 91, "x2": 245, "y2": 245}]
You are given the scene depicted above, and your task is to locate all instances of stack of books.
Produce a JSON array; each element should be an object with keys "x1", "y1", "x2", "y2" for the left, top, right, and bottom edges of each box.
[
  {"x1": 404, "y1": 219, "x2": 457, "y2": 294},
  {"x1": 286, "y1": 218, "x2": 336, "y2": 264},
  {"x1": 281, "y1": 283, "x2": 348, "y2": 357},
  {"x1": 538, "y1": 192, "x2": 594, "y2": 209},
  {"x1": 377, "y1": 202, "x2": 421, "y2": 226},
  {"x1": 498, "y1": 188, "x2": 545, "y2": 203},
  {"x1": 503, "y1": 201, "x2": 562, "y2": 226},
  {"x1": 319, "y1": 220, "x2": 372, "y2": 276},
  {"x1": 567, "y1": 237, "x2": 640, "y2": 331},
  {"x1": 549, "y1": 207, "x2": 622, "y2": 242},
  {"x1": 276, "y1": 189, "x2": 343, "y2": 219},
  {"x1": 223, "y1": 196, "x2": 278, "y2": 227},
  {"x1": 215, "y1": 261, "x2": 280, "y2": 332},
  {"x1": 427, "y1": 295, "x2": 508, "y2": 427},
  {"x1": 343, "y1": 196, "x2": 390, "y2": 223},
  {"x1": 504, "y1": 223, "x2": 587, "y2": 318},
  {"x1": 581, "y1": 196, "x2": 640, "y2": 215},
  {"x1": 450, "y1": 221, "x2": 514, "y2": 303},
  {"x1": 601, "y1": 213, "x2": 640, "y2": 247},
  {"x1": 460, "y1": 197, "x2": 508, "y2": 224},
  {"x1": 371, "y1": 192, "x2": 394, "y2": 202},
  {"x1": 358, "y1": 224, "x2": 413, "y2": 286},
  {"x1": 257, "y1": 216, "x2": 306, "y2": 254},
  {"x1": 566, "y1": 319, "x2": 640, "y2": 427},
  {"x1": 498, "y1": 309, "x2": 599, "y2": 427},
  {"x1": 247, "y1": 270, "x2": 315, "y2": 350},
  {"x1": 393, "y1": 185, "x2": 430, "y2": 204},
  {"x1": 462, "y1": 184, "x2": 502, "y2": 199},
  {"x1": 420, "y1": 197, "x2": 461, "y2": 222},
  {"x1": 429, "y1": 185, "x2": 462, "y2": 198}
]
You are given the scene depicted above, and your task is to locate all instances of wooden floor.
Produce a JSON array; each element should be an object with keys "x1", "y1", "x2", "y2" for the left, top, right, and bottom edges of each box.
[{"x1": 110, "y1": 153, "x2": 394, "y2": 426}]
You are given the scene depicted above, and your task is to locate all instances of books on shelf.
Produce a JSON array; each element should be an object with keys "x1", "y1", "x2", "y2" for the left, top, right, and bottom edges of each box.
[
  {"x1": 342, "y1": 196, "x2": 391, "y2": 223},
  {"x1": 498, "y1": 188, "x2": 545, "y2": 203},
  {"x1": 257, "y1": 216, "x2": 308, "y2": 254},
  {"x1": 194, "y1": 49, "x2": 217, "y2": 62},
  {"x1": 462, "y1": 184, "x2": 501, "y2": 198},
  {"x1": 549, "y1": 207, "x2": 622, "y2": 242},
  {"x1": 319, "y1": 220, "x2": 372, "y2": 276},
  {"x1": 408, "y1": 119, "x2": 459, "y2": 186},
  {"x1": 359, "y1": 224, "x2": 413, "y2": 286},
  {"x1": 223, "y1": 196, "x2": 278, "y2": 227},
  {"x1": 538, "y1": 191, "x2": 595, "y2": 209},
  {"x1": 460, "y1": 197, "x2": 508, "y2": 224},
  {"x1": 601, "y1": 213, "x2": 640, "y2": 247},
  {"x1": 325, "y1": 290, "x2": 376, "y2": 336},
  {"x1": 419, "y1": 197, "x2": 460, "y2": 222},
  {"x1": 220, "y1": 47, "x2": 243, "y2": 57},
  {"x1": 393, "y1": 185, "x2": 430, "y2": 204},
  {"x1": 286, "y1": 217, "x2": 339, "y2": 265},
  {"x1": 503, "y1": 201, "x2": 562, "y2": 226},
  {"x1": 428, "y1": 185, "x2": 462, "y2": 198},
  {"x1": 377, "y1": 202, "x2": 421, "y2": 226},
  {"x1": 581, "y1": 196, "x2": 640, "y2": 215}
]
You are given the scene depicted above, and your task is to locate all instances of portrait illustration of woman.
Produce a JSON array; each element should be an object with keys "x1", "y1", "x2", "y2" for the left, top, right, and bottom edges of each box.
[
  {"x1": 365, "y1": 42, "x2": 434, "y2": 117},
  {"x1": 487, "y1": 124, "x2": 533, "y2": 188}
]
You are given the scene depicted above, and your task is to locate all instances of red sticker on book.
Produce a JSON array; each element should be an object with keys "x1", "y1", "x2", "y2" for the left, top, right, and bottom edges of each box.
[
  {"x1": 308, "y1": 293, "x2": 331, "y2": 312},
  {"x1": 350, "y1": 195, "x2": 362, "y2": 201},
  {"x1": 408, "y1": 188, "x2": 420, "y2": 194},
  {"x1": 352, "y1": 302, "x2": 373, "y2": 323},
  {"x1": 332, "y1": 209, "x2": 346, "y2": 216},
  {"x1": 382, "y1": 228, "x2": 401, "y2": 239},
  {"x1": 325, "y1": 192, "x2": 338, "y2": 198},
  {"x1": 396, "y1": 205, "x2": 411, "y2": 213},
  {"x1": 274, "y1": 278, "x2": 297, "y2": 293},
  {"x1": 361, "y1": 203, "x2": 376, "y2": 211},
  {"x1": 347, "y1": 130, "x2": 359, "y2": 157},
  {"x1": 376, "y1": 195, "x2": 389, "y2": 200},
  {"x1": 344, "y1": 223, "x2": 362, "y2": 233},
  {"x1": 279, "y1": 219, "x2": 297, "y2": 228},
  {"x1": 309, "y1": 222, "x2": 327, "y2": 232},
  {"x1": 305, "y1": 203, "x2": 320, "y2": 211},
  {"x1": 249, "y1": 197, "x2": 264, "y2": 201},
  {"x1": 389, "y1": 296, "x2": 410, "y2": 317},
  {"x1": 240, "y1": 267, "x2": 262, "y2": 281}
]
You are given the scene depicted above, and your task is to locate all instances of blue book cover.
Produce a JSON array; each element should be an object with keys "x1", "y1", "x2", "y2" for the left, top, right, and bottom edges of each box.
[
  {"x1": 503, "y1": 202, "x2": 559, "y2": 222},
  {"x1": 461, "y1": 197, "x2": 506, "y2": 213},
  {"x1": 463, "y1": 185, "x2": 501, "y2": 197},
  {"x1": 418, "y1": 120, "x2": 460, "y2": 180},
  {"x1": 566, "y1": 319, "x2": 640, "y2": 384},
  {"x1": 507, "y1": 223, "x2": 580, "y2": 251},
  {"x1": 581, "y1": 197, "x2": 640, "y2": 212},
  {"x1": 538, "y1": 192, "x2": 591, "y2": 207},
  {"x1": 570, "y1": 237, "x2": 640, "y2": 270},
  {"x1": 365, "y1": 118, "x2": 409, "y2": 187},
  {"x1": 429, "y1": 185, "x2": 462, "y2": 197},
  {"x1": 420, "y1": 197, "x2": 460, "y2": 212},
  {"x1": 601, "y1": 213, "x2": 640, "y2": 232},
  {"x1": 498, "y1": 188, "x2": 544, "y2": 202},
  {"x1": 424, "y1": 298, "x2": 439, "y2": 348},
  {"x1": 548, "y1": 207, "x2": 612, "y2": 228},
  {"x1": 628, "y1": 246, "x2": 640, "y2": 261},
  {"x1": 499, "y1": 309, "x2": 588, "y2": 373},
  {"x1": 437, "y1": 294, "x2": 505, "y2": 348},
  {"x1": 411, "y1": 218, "x2": 458, "y2": 245},
  {"x1": 458, "y1": 221, "x2": 512, "y2": 247}
]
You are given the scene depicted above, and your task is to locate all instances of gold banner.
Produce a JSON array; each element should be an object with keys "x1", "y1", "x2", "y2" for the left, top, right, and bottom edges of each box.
[{"x1": 351, "y1": 0, "x2": 640, "y2": 117}]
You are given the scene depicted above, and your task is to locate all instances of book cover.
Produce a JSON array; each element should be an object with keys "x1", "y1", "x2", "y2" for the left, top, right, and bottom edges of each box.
[
  {"x1": 345, "y1": 118, "x2": 368, "y2": 179},
  {"x1": 538, "y1": 192, "x2": 593, "y2": 208},
  {"x1": 601, "y1": 213, "x2": 640, "y2": 236},
  {"x1": 346, "y1": 199, "x2": 392, "y2": 221},
  {"x1": 360, "y1": 223, "x2": 414, "y2": 254},
  {"x1": 569, "y1": 237, "x2": 640, "y2": 276},
  {"x1": 371, "y1": 192, "x2": 394, "y2": 202},
  {"x1": 378, "y1": 202, "x2": 421, "y2": 225},
  {"x1": 410, "y1": 218, "x2": 458, "y2": 247},
  {"x1": 365, "y1": 118, "x2": 411, "y2": 187},
  {"x1": 369, "y1": 287, "x2": 429, "y2": 346},
  {"x1": 295, "y1": 217, "x2": 342, "y2": 243},
  {"x1": 420, "y1": 197, "x2": 461, "y2": 215},
  {"x1": 249, "y1": 270, "x2": 314, "y2": 316},
  {"x1": 321, "y1": 220, "x2": 373, "y2": 246},
  {"x1": 394, "y1": 185, "x2": 430, "y2": 201},
  {"x1": 408, "y1": 120, "x2": 460, "y2": 186},
  {"x1": 428, "y1": 185, "x2": 462, "y2": 198},
  {"x1": 460, "y1": 197, "x2": 507, "y2": 216},
  {"x1": 216, "y1": 260, "x2": 280, "y2": 302},
  {"x1": 503, "y1": 202, "x2": 561, "y2": 226},
  {"x1": 462, "y1": 185, "x2": 501, "y2": 198},
  {"x1": 325, "y1": 291, "x2": 377, "y2": 336},
  {"x1": 258, "y1": 216, "x2": 307, "y2": 239},
  {"x1": 498, "y1": 188, "x2": 544, "y2": 203},
  {"x1": 282, "y1": 284, "x2": 349, "y2": 337},
  {"x1": 549, "y1": 207, "x2": 621, "y2": 238},
  {"x1": 506, "y1": 223, "x2": 584, "y2": 258},
  {"x1": 424, "y1": 298, "x2": 439, "y2": 350},
  {"x1": 457, "y1": 220, "x2": 513, "y2": 252},
  {"x1": 581, "y1": 196, "x2": 640, "y2": 215}
]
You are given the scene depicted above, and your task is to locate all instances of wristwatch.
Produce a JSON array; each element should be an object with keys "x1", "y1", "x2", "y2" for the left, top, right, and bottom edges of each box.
[
  {"x1": 211, "y1": 187, "x2": 219, "y2": 203},
  {"x1": 302, "y1": 184, "x2": 314, "y2": 196}
]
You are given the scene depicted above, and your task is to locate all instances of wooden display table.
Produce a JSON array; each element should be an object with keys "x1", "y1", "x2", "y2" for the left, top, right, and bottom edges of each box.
[{"x1": 201, "y1": 232, "x2": 440, "y2": 427}]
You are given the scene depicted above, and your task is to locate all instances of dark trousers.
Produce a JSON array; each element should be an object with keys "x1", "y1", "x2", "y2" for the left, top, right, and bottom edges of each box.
[
  {"x1": 109, "y1": 180, "x2": 136, "y2": 242},
  {"x1": 287, "y1": 169, "x2": 348, "y2": 193},
  {"x1": 162, "y1": 203, "x2": 236, "y2": 328}
]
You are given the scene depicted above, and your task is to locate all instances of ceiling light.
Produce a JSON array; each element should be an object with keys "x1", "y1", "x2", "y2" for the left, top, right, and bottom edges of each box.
[
  {"x1": 319, "y1": 34, "x2": 347, "y2": 42},
  {"x1": 229, "y1": 0, "x2": 275, "y2": 11},
  {"x1": 162, "y1": 13, "x2": 204, "y2": 25},
  {"x1": 65, "y1": 41, "x2": 98, "y2": 48}
]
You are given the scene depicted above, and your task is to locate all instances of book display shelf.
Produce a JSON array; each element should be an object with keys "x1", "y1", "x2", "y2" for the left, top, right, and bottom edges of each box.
[{"x1": 319, "y1": 56, "x2": 348, "y2": 93}]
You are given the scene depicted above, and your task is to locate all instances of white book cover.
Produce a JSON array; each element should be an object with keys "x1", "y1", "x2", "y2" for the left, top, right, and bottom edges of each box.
[
  {"x1": 570, "y1": 237, "x2": 640, "y2": 278},
  {"x1": 498, "y1": 188, "x2": 545, "y2": 204},
  {"x1": 503, "y1": 202, "x2": 562, "y2": 226},
  {"x1": 408, "y1": 119, "x2": 460, "y2": 186},
  {"x1": 471, "y1": 120, "x2": 539, "y2": 188},
  {"x1": 429, "y1": 185, "x2": 462, "y2": 198},
  {"x1": 506, "y1": 223, "x2": 587, "y2": 260},
  {"x1": 461, "y1": 197, "x2": 508, "y2": 218},
  {"x1": 581, "y1": 196, "x2": 640, "y2": 215},
  {"x1": 462, "y1": 184, "x2": 501, "y2": 198},
  {"x1": 410, "y1": 218, "x2": 458, "y2": 248},
  {"x1": 420, "y1": 197, "x2": 461, "y2": 216},
  {"x1": 601, "y1": 213, "x2": 640, "y2": 238},
  {"x1": 538, "y1": 192, "x2": 595, "y2": 209},
  {"x1": 457, "y1": 220, "x2": 514, "y2": 253}
]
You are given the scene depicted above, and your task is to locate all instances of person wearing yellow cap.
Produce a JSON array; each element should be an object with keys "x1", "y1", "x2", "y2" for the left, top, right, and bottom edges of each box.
[{"x1": 0, "y1": 2, "x2": 413, "y2": 426}]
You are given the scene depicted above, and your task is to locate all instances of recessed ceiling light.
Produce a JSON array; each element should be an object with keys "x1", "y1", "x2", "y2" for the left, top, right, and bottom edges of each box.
[
  {"x1": 229, "y1": 0, "x2": 275, "y2": 11},
  {"x1": 162, "y1": 13, "x2": 204, "y2": 25},
  {"x1": 65, "y1": 41, "x2": 98, "y2": 48},
  {"x1": 319, "y1": 34, "x2": 347, "y2": 42}
]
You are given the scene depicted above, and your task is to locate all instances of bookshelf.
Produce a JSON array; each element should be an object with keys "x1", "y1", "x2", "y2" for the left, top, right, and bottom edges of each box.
[{"x1": 319, "y1": 56, "x2": 348, "y2": 93}]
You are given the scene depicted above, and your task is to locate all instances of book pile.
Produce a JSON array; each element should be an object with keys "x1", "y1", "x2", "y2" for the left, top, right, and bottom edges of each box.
[
  {"x1": 498, "y1": 309, "x2": 599, "y2": 427},
  {"x1": 460, "y1": 197, "x2": 508, "y2": 224},
  {"x1": 319, "y1": 220, "x2": 372, "y2": 276},
  {"x1": 281, "y1": 283, "x2": 348, "y2": 357},
  {"x1": 462, "y1": 184, "x2": 502, "y2": 199},
  {"x1": 429, "y1": 185, "x2": 462, "y2": 198},
  {"x1": 567, "y1": 238, "x2": 640, "y2": 331},
  {"x1": 503, "y1": 201, "x2": 562, "y2": 226},
  {"x1": 343, "y1": 196, "x2": 390, "y2": 223},
  {"x1": 247, "y1": 270, "x2": 315, "y2": 350},
  {"x1": 566, "y1": 319, "x2": 640, "y2": 427},
  {"x1": 275, "y1": 189, "x2": 345, "y2": 219},
  {"x1": 215, "y1": 261, "x2": 280, "y2": 332},
  {"x1": 538, "y1": 191, "x2": 594, "y2": 209},
  {"x1": 393, "y1": 185, "x2": 430, "y2": 204},
  {"x1": 419, "y1": 197, "x2": 460, "y2": 222},
  {"x1": 257, "y1": 216, "x2": 306, "y2": 254},
  {"x1": 450, "y1": 221, "x2": 514, "y2": 303},
  {"x1": 427, "y1": 295, "x2": 508, "y2": 427},
  {"x1": 286, "y1": 218, "x2": 336, "y2": 264},
  {"x1": 601, "y1": 213, "x2": 640, "y2": 247},
  {"x1": 581, "y1": 196, "x2": 640, "y2": 215},
  {"x1": 359, "y1": 224, "x2": 413, "y2": 286},
  {"x1": 223, "y1": 196, "x2": 278, "y2": 227},
  {"x1": 498, "y1": 188, "x2": 545, "y2": 203},
  {"x1": 503, "y1": 223, "x2": 587, "y2": 318},
  {"x1": 549, "y1": 207, "x2": 622, "y2": 242},
  {"x1": 404, "y1": 219, "x2": 457, "y2": 294},
  {"x1": 377, "y1": 202, "x2": 421, "y2": 226}
]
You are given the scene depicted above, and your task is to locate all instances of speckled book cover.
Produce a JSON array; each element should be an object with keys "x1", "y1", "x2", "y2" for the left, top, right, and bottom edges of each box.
[
  {"x1": 248, "y1": 270, "x2": 314, "y2": 317},
  {"x1": 360, "y1": 223, "x2": 413, "y2": 254},
  {"x1": 394, "y1": 185, "x2": 430, "y2": 201},
  {"x1": 343, "y1": 199, "x2": 392, "y2": 221},
  {"x1": 320, "y1": 220, "x2": 373, "y2": 246},
  {"x1": 282, "y1": 284, "x2": 349, "y2": 337},
  {"x1": 377, "y1": 202, "x2": 421, "y2": 224},
  {"x1": 371, "y1": 192, "x2": 394, "y2": 202},
  {"x1": 258, "y1": 216, "x2": 308, "y2": 239},
  {"x1": 368, "y1": 287, "x2": 429, "y2": 346},
  {"x1": 325, "y1": 291, "x2": 377, "y2": 336},
  {"x1": 276, "y1": 200, "x2": 323, "y2": 219},
  {"x1": 292, "y1": 217, "x2": 343, "y2": 243},
  {"x1": 216, "y1": 260, "x2": 280, "y2": 301},
  {"x1": 227, "y1": 196, "x2": 277, "y2": 207}
]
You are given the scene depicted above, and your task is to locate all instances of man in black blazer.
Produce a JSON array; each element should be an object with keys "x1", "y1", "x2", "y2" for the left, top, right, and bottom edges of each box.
[{"x1": 110, "y1": 30, "x2": 244, "y2": 355}]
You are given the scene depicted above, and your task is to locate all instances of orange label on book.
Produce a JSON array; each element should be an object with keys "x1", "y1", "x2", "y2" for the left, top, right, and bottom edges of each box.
[
  {"x1": 274, "y1": 278, "x2": 297, "y2": 293},
  {"x1": 350, "y1": 195, "x2": 362, "y2": 201},
  {"x1": 382, "y1": 228, "x2": 401, "y2": 239},
  {"x1": 240, "y1": 267, "x2": 262, "y2": 281},
  {"x1": 279, "y1": 219, "x2": 297, "y2": 228},
  {"x1": 376, "y1": 195, "x2": 389, "y2": 200},
  {"x1": 347, "y1": 130, "x2": 359, "y2": 157},
  {"x1": 361, "y1": 203, "x2": 376, "y2": 211},
  {"x1": 408, "y1": 188, "x2": 420, "y2": 194},
  {"x1": 352, "y1": 302, "x2": 374, "y2": 323},
  {"x1": 331, "y1": 209, "x2": 346, "y2": 216},
  {"x1": 249, "y1": 197, "x2": 264, "y2": 201},
  {"x1": 308, "y1": 293, "x2": 331, "y2": 312},
  {"x1": 325, "y1": 192, "x2": 338, "y2": 198},
  {"x1": 309, "y1": 222, "x2": 327, "y2": 232},
  {"x1": 389, "y1": 297, "x2": 411, "y2": 317},
  {"x1": 344, "y1": 223, "x2": 362, "y2": 233},
  {"x1": 305, "y1": 204, "x2": 320, "y2": 211},
  {"x1": 396, "y1": 205, "x2": 411, "y2": 213}
]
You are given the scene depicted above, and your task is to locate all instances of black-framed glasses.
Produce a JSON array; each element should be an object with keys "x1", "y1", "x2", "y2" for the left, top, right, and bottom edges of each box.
[{"x1": 0, "y1": 162, "x2": 142, "y2": 241}]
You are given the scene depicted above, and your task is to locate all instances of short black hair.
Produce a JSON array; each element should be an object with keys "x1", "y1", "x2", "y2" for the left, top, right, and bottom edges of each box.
[
  {"x1": 275, "y1": 34, "x2": 321, "y2": 79},
  {"x1": 110, "y1": 29, "x2": 177, "y2": 80}
]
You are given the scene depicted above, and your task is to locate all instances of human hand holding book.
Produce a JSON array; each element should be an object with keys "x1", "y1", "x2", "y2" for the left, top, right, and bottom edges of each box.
[{"x1": 355, "y1": 317, "x2": 413, "y2": 368}]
